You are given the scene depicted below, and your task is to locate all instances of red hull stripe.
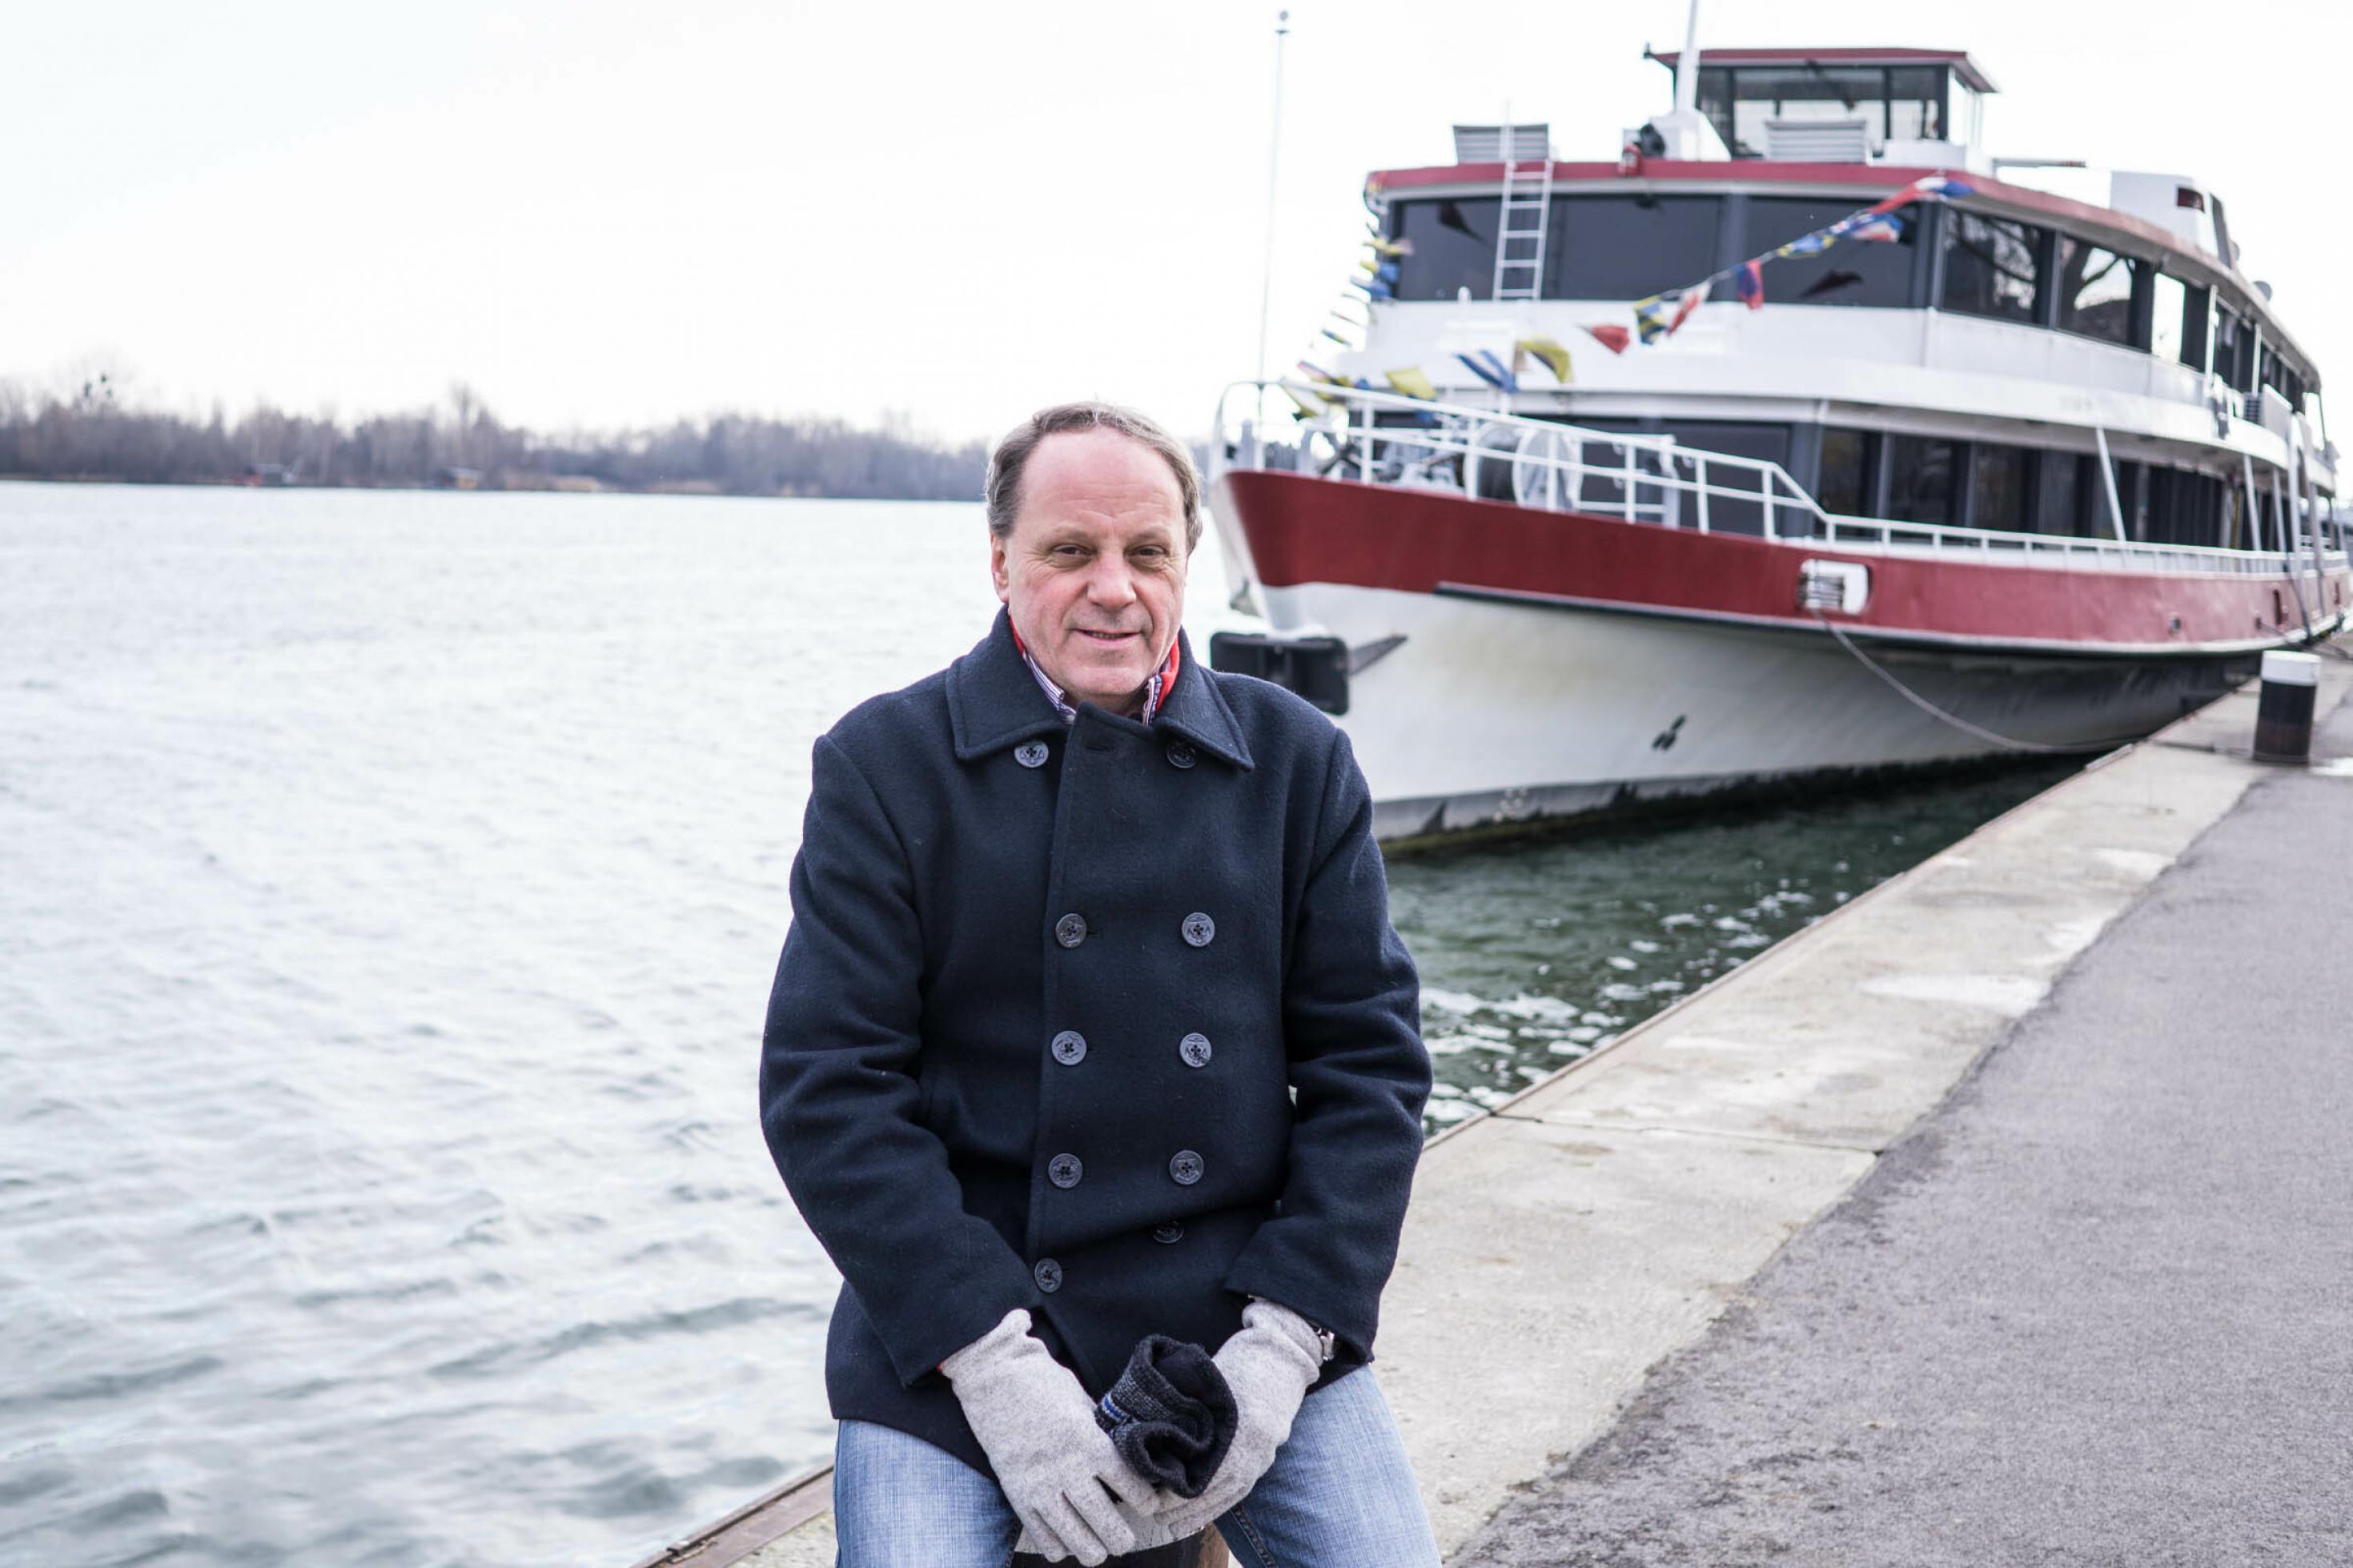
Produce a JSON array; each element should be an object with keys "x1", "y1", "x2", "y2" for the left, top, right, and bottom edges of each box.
[{"x1": 1218, "y1": 470, "x2": 2347, "y2": 655}]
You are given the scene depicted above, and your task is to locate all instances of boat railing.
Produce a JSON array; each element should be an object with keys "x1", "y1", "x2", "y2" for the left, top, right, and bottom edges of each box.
[{"x1": 1212, "y1": 380, "x2": 2349, "y2": 580}]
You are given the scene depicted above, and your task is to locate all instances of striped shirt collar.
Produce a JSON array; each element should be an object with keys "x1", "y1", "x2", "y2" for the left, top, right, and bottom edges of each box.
[{"x1": 1009, "y1": 628, "x2": 1183, "y2": 726}]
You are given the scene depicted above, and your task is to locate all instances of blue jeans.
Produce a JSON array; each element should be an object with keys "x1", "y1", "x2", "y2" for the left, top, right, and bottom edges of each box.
[{"x1": 832, "y1": 1366, "x2": 1440, "y2": 1567}]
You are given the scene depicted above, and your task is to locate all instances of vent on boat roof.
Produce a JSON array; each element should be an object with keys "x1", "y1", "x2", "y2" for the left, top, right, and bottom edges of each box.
[
  {"x1": 1765, "y1": 117, "x2": 1873, "y2": 162},
  {"x1": 1452, "y1": 124, "x2": 1552, "y2": 163}
]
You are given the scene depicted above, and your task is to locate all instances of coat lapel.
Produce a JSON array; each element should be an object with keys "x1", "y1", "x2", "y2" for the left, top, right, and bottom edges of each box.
[{"x1": 947, "y1": 610, "x2": 1255, "y2": 771}]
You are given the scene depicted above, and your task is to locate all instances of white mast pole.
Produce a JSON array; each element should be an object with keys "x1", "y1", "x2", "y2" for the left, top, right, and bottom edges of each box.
[
  {"x1": 1254, "y1": 9, "x2": 1292, "y2": 427},
  {"x1": 1674, "y1": 0, "x2": 1704, "y2": 117}
]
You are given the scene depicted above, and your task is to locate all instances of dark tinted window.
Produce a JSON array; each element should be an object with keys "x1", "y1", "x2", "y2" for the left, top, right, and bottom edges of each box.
[
  {"x1": 2213, "y1": 308, "x2": 2251, "y2": 391},
  {"x1": 1970, "y1": 444, "x2": 2031, "y2": 531},
  {"x1": 1818, "y1": 427, "x2": 1877, "y2": 515},
  {"x1": 1391, "y1": 199, "x2": 1499, "y2": 301},
  {"x1": 1659, "y1": 421, "x2": 1792, "y2": 536},
  {"x1": 1886, "y1": 435, "x2": 1958, "y2": 525},
  {"x1": 2053, "y1": 238, "x2": 2142, "y2": 345},
  {"x1": 1547, "y1": 195, "x2": 1723, "y2": 301},
  {"x1": 1741, "y1": 196, "x2": 1918, "y2": 307},
  {"x1": 2034, "y1": 450, "x2": 2090, "y2": 535},
  {"x1": 1941, "y1": 213, "x2": 2044, "y2": 323}
]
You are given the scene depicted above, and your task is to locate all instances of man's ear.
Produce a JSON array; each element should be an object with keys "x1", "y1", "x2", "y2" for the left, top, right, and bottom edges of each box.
[{"x1": 990, "y1": 529, "x2": 1010, "y2": 603}]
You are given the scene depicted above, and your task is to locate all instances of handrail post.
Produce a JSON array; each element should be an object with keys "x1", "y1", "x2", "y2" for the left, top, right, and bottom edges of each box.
[
  {"x1": 1694, "y1": 453, "x2": 1710, "y2": 534},
  {"x1": 1359, "y1": 395, "x2": 1374, "y2": 485}
]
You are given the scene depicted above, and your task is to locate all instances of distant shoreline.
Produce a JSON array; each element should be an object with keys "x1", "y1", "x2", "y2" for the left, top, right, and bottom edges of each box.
[
  {"x1": 0, "y1": 471, "x2": 981, "y2": 502},
  {"x1": 0, "y1": 388, "x2": 989, "y2": 503}
]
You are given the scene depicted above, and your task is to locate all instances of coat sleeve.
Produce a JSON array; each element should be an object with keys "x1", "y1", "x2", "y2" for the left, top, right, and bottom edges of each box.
[
  {"x1": 758, "y1": 732, "x2": 1036, "y2": 1386},
  {"x1": 1221, "y1": 726, "x2": 1431, "y2": 1361}
]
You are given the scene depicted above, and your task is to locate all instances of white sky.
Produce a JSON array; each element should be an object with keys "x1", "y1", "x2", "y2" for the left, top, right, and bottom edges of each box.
[{"x1": 5, "y1": 0, "x2": 2343, "y2": 446}]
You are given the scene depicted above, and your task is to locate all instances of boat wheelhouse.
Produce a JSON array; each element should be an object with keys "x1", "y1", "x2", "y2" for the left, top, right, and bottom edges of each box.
[{"x1": 1207, "y1": 41, "x2": 2349, "y2": 844}]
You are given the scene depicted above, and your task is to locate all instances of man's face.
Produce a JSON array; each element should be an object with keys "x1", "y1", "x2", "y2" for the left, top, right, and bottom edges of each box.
[{"x1": 992, "y1": 428, "x2": 1189, "y2": 715}]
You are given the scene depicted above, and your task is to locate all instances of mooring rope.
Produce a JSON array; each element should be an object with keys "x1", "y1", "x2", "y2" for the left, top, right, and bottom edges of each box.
[{"x1": 1810, "y1": 612, "x2": 2149, "y2": 756}]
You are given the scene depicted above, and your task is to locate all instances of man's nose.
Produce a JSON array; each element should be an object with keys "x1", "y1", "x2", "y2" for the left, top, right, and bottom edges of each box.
[{"x1": 1084, "y1": 554, "x2": 1137, "y2": 607}]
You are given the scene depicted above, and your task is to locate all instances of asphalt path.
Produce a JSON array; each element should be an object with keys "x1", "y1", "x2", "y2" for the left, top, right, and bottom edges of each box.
[{"x1": 1452, "y1": 697, "x2": 2353, "y2": 1567}]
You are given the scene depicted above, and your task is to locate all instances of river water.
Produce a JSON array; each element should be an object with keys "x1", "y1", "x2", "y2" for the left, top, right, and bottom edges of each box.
[{"x1": 0, "y1": 482, "x2": 2074, "y2": 1566}]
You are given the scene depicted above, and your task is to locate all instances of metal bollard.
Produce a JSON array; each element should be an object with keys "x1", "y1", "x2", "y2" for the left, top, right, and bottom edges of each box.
[{"x1": 2252, "y1": 649, "x2": 2320, "y2": 762}]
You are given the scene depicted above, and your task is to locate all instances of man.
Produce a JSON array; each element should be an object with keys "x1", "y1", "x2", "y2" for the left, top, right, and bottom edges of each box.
[{"x1": 760, "y1": 402, "x2": 1438, "y2": 1566}]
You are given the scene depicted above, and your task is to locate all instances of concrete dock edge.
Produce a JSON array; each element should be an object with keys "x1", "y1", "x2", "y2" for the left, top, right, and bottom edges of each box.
[{"x1": 665, "y1": 653, "x2": 2351, "y2": 1566}]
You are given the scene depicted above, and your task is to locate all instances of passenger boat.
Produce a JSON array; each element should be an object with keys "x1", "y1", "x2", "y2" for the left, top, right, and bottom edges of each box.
[{"x1": 1205, "y1": 39, "x2": 2350, "y2": 844}]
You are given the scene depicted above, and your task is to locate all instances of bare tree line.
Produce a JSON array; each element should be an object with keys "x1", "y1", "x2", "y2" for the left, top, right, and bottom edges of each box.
[{"x1": 0, "y1": 379, "x2": 989, "y2": 500}]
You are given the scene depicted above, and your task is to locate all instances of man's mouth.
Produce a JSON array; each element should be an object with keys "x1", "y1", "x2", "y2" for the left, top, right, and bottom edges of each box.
[{"x1": 1075, "y1": 628, "x2": 1141, "y2": 644}]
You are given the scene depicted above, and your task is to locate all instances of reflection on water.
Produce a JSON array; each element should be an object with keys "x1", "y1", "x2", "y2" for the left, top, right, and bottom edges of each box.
[
  {"x1": 1390, "y1": 764, "x2": 2077, "y2": 1131},
  {"x1": 0, "y1": 481, "x2": 2074, "y2": 1566}
]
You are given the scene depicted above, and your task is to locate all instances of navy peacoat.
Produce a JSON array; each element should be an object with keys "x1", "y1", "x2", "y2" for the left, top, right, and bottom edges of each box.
[{"x1": 758, "y1": 610, "x2": 1430, "y2": 1474}]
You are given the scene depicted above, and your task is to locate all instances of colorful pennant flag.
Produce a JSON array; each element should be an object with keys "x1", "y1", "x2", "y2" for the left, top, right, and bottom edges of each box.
[
  {"x1": 1383, "y1": 367, "x2": 1438, "y2": 399},
  {"x1": 1319, "y1": 327, "x2": 1355, "y2": 346},
  {"x1": 1583, "y1": 323, "x2": 1632, "y2": 355},
  {"x1": 1915, "y1": 174, "x2": 1974, "y2": 199},
  {"x1": 1363, "y1": 235, "x2": 1414, "y2": 259},
  {"x1": 1735, "y1": 259, "x2": 1765, "y2": 310},
  {"x1": 1775, "y1": 230, "x2": 1832, "y2": 259},
  {"x1": 1668, "y1": 285, "x2": 1706, "y2": 334},
  {"x1": 1846, "y1": 211, "x2": 1905, "y2": 243},
  {"x1": 1514, "y1": 335, "x2": 1572, "y2": 384},
  {"x1": 1456, "y1": 349, "x2": 1520, "y2": 393},
  {"x1": 1347, "y1": 275, "x2": 1394, "y2": 299},
  {"x1": 1632, "y1": 295, "x2": 1669, "y2": 345}
]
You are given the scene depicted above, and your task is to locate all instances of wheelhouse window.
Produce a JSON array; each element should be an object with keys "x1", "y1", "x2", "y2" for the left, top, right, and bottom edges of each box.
[
  {"x1": 2053, "y1": 238, "x2": 2143, "y2": 346},
  {"x1": 1741, "y1": 197, "x2": 1918, "y2": 307},
  {"x1": 1940, "y1": 213, "x2": 2044, "y2": 324},
  {"x1": 1546, "y1": 194, "x2": 1723, "y2": 301},
  {"x1": 1390, "y1": 198, "x2": 1500, "y2": 301},
  {"x1": 1695, "y1": 63, "x2": 1953, "y2": 158},
  {"x1": 1885, "y1": 435, "x2": 1959, "y2": 525},
  {"x1": 1886, "y1": 66, "x2": 1945, "y2": 141}
]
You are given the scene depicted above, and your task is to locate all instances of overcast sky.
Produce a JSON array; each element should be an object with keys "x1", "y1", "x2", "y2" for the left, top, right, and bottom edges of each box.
[{"x1": 4, "y1": 1, "x2": 2341, "y2": 445}]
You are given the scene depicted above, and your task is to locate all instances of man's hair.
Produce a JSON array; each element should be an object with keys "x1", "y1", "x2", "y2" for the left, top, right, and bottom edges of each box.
[{"x1": 985, "y1": 402, "x2": 1203, "y2": 551}]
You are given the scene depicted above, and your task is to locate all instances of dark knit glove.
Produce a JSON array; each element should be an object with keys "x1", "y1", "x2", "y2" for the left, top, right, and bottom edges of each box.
[{"x1": 1092, "y1": 1335, "x2": 1240, "y2": 1499}]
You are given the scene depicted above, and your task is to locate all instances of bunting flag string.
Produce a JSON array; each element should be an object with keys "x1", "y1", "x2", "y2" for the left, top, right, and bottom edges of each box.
[
  {"x1": 1606, "y1": 172, "x2": 1971, "y2": 348},
  {"x1": 1514, "y1": 335, "x2": 1572, "y2": 384},
  {"x1": 1583, "y1": 323, "x2": 1632, "y2": 355}
]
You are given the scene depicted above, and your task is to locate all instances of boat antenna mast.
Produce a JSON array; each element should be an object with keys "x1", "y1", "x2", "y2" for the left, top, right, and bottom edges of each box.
[{"x1": 1255, "y1": 8, "x2": 1291, "y2": 425}]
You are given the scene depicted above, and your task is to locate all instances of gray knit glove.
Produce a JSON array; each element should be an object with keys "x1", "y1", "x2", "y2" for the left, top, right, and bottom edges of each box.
[
  {"x1": 1147, "y1": 1299, "x2": 1324, "y2": 1538},
  {"x1": 939, "y1": 1308, "x2": 1157, "y2": 1564}
]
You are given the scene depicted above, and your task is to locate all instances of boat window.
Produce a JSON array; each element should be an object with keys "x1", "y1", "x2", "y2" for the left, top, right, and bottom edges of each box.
[
  {"x1": 2143, "y1": 469, "x2": 2225, "y2": 546},
  {"x1": 1817, "y1": 427, "x2": 1877, "y2": 515},
  {"x1": 1546, "y1": 195, "x2": 1724, "y2": 302},
  {"x1": 1940, "y1": 213, "x2": 2044, "y2": 325},
  {"x1": 2034, "y1": 450, "x2": 2090, "y2": 535},
  {"x1": 1741, "y1": 197, "x2": 1917, "y2": 307},
  {"x1": 1886, "y1": 66, "x2": 1945, "y2": 142},
  {"x1": 2160, "y1": 277, "x2": 2210, "y2": 371},
  {"x1": 1885, "y1": 435, "x2": 1959, "y2": 525},
  {"x1": 1970, "y1": 444, "x2": 2031, "y2": 532},
  {"x1": 1656, "y1": 420, "x2": 1792, "y2": 535},
  {"x1": 2212, "y1": 308, "x2": 2253, "y2": 392},
  {"x1": 2052, "y1": 238, "x2": 2142, "y2": 347},
  {"x1": 1389, "y1": 198, "x2": 1500, "y2": 301}
]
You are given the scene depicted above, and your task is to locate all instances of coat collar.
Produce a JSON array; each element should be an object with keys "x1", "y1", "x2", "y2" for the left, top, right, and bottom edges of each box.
[{"x1": 948, "y1": 609, "x2": 1254, "y2": 771}]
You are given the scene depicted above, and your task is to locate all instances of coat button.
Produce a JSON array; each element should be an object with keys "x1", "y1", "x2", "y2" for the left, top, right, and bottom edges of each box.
[
  {"x1": 1054, "y1": 913, "x2": 1088, "y2": 948},
  {"x1": 1152, "y1": 1221, "x2": 1185, "y2": 1245},
  {"x1": 1048, "y1": 1153, "x2": 1084, "y2": 1189},
  {"x1": 1034, "y1": 1257, "x2": 1062, "y2": 1293},
  {"x1": 1179, "y1": 1032, "x2": 1212, "y2": 1068},
  {"x1": 1180, "y1": 912, "x2": 1215, "y2": 948},
  {"x1": 1168, "y1": 1149, "x2": 1204, "y2": 1186},
  {"x1": 1014, "y1": 740, "x2": 1050, "y2": 768},
  {"x1": 1165, "y1": 740, "x2": 1197, "y2": 769},
  {"x1": 1051, "y1": 1030, "x2": 1087, "y2": 1065}
]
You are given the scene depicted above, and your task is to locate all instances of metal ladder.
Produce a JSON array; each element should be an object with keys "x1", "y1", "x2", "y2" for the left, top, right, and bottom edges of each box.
[{"x1": 1490, "y1": 121, "x2": 1552, "y2": 302}]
